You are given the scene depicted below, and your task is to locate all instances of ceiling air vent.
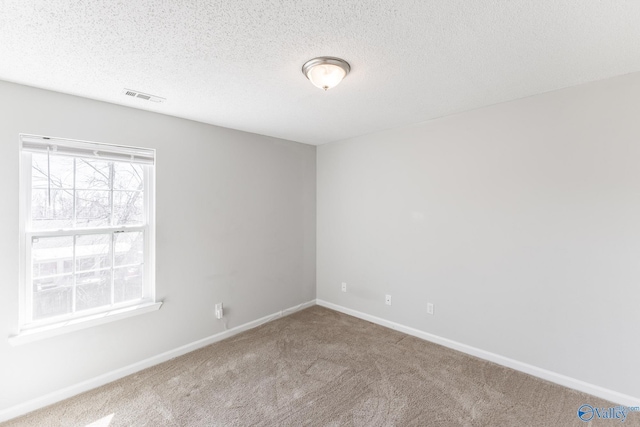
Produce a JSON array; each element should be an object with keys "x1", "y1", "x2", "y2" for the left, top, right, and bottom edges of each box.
[{"x1": 122, "y1": 88, "x2": 165, "y2": 103}]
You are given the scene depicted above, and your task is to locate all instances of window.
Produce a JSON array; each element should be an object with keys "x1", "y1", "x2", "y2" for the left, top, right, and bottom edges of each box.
[{"x1": 16, "y1": 134, "x2": 158, "y2": 340}]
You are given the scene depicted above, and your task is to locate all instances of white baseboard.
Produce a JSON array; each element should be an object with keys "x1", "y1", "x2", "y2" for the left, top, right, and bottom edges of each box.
[
  {"x1": 0, "y1": 300, "x2": 316, "y2": 423},
  {"x1": 316, "y1": 299, "x2": 640, "y2": 407}
]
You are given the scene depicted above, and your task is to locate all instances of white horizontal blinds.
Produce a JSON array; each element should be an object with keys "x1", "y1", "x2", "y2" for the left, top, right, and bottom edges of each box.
[{"x1": 21, "y1": 135, "x2": 155, "y2": 165}]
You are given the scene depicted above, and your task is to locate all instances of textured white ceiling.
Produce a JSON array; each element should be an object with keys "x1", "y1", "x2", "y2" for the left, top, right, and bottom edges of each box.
[{"x1": 1, "y1": 1, "x2": 639, "y2": 145}]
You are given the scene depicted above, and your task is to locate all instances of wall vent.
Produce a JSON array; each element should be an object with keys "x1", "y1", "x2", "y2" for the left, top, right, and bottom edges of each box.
[{"x1": 122, "y1": 88, "x2": 165, "y2": 103}]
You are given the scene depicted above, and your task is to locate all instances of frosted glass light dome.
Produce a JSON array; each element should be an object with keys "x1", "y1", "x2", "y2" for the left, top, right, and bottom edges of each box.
[{"x1": 302, "y1": 57, "x2": 351, "y2": 91}]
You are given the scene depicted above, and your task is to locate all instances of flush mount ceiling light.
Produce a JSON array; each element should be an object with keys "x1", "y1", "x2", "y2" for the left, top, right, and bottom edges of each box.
[{"x1": 302, "y1": 57, "x2": 351, "y2": 91}]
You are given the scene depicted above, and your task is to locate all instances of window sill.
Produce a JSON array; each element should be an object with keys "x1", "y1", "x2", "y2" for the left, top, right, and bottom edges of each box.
[{"x1": 8, "y1": 301, "x2": 163, "y2": 346}]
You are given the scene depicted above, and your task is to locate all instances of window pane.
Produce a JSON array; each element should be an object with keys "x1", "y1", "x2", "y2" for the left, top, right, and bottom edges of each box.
[
  {"x1": 75, "y1": 159, "x2": 111, "y2": 190},
  {"x1": 76, "y1": 190, "x2": 110, "y2": 227},
  {"x1": 33, "y1": 259, "x2": 73, "y2": 278},
  {"x1": 114, "y1": 265, "x2": 143, "y2": 303},
  {"x1": 32, "y1": 153, "x2": 74, "y2": 189},
  {"x1": 113, "y1": 191, "x2": 143, "y2": 225},
  {"x1": 31, "y1": 189, "x2": 74, "y2": 230},
  {"x1": 32, "y1": 236, "x2": 73, "y2": 277},
  {"x1": 76, "y1": 270, "x2": 111, "y2": 312},
  {"x1": 115, "y1": 232, "x2": 143, "y2": 266},
  {"x1": 76, "y1": 234, "x2": 112, "y2": 271},
  {"x1": 114, "y1": 162, "x2": 143, "y2": 191},
  {"x1": 33, "y1": 261, "x2": 58, "y2": 277},
  {"x1": 32, "y1": 275, "x2": 73, "y2": 320}
]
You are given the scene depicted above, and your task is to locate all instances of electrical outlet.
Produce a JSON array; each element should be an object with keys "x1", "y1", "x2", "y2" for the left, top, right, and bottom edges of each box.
[
  {"x1": 341, "y1": 282, "x2": 347, "y2": 292},
  {"x1": 215, "y1": 303, "x2": 224, "y2": 319},
  {"x1": 385, "y1": 294, "x2": 392, "y2": 305},
  {"x1": 427, "y1": 303, "x2": 434, "y2": 315}
]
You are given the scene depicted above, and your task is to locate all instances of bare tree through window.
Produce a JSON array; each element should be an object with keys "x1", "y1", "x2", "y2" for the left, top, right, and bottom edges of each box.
[{"x1": 30, "y1": 154, "x2": 146, "y2": 319}]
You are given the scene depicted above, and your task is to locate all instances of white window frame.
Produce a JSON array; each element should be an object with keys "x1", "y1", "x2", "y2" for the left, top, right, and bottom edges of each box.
[{"x1": 11, "y1": 134, "x2": 160, "y2": 345}]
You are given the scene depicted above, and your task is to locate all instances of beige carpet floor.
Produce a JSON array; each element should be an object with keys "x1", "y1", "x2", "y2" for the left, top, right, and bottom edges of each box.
[{"x1": 4, "y1": 306, "x2": 619, "y2": 426}]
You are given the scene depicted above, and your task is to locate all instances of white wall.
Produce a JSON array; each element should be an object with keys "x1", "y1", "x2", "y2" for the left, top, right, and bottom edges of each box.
[
  {"x1": 317, "y1": 72, "x2": 640, "y2": 399},
  {"x1": 0, "y1": 80, "x2": 316, "y2": 410}
]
